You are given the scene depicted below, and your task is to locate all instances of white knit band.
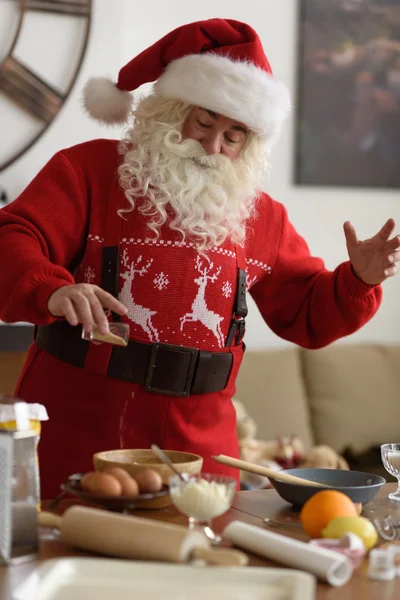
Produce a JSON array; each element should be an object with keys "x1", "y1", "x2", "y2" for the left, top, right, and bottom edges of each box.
[{"x1": 155, "y1": 53, "x2": 291, "y2": 144}]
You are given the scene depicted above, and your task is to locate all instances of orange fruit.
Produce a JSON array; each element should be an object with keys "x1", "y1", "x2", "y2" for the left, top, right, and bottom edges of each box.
[{"x1": 300, "y1": 490, "x2": 359, "y2": 538}]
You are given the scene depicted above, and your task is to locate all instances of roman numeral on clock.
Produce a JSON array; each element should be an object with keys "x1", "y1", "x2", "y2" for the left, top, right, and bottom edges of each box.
[
  {"x1": 26, "y1": 0, "x2": 91, "y2": 16},
  {"x1": 0, "y1": 57, "x2": 63, "y2": 122}
]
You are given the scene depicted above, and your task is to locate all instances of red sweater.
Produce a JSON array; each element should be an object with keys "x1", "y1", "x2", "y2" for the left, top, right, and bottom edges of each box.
[{"x1": 0, "y1": 139, "x2": 381, "y2": 349}]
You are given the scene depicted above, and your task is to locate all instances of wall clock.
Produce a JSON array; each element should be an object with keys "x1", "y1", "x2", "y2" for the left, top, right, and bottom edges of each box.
[{"x1": 0, "y1": 0, "x2": 92, "y2": 173}]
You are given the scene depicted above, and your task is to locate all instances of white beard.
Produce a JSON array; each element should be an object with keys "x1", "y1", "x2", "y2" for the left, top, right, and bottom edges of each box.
[{"x1": 118, "y1": 98, "x2": 267, "y2": 251}]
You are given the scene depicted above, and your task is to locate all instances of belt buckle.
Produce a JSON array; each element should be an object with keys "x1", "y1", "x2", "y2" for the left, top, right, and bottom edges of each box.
[{"x1": 144, "y1": 342, "x2": 199, "y2": 397}]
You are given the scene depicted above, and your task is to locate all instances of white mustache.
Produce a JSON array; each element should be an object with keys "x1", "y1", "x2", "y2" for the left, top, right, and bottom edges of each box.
[
  {"x1": 193, "y1": 155, "x2": 222, "y2": 169},
  {"x1": 163, "y1": 132, "x2": 229, "y2": 170}
]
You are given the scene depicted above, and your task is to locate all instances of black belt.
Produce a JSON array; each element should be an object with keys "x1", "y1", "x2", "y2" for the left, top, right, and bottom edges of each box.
[{"x1": 35, "y1": 321, "x2": 235, "y2": 397}]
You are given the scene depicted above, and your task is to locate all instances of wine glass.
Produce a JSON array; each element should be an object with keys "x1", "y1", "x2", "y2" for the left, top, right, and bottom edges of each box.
[
  {"x1": 381, "y1": 444, "x2": 400, "y2": 501},
  {"x1": 169, "y1": 473, "x2": 236, "y2": 546}
]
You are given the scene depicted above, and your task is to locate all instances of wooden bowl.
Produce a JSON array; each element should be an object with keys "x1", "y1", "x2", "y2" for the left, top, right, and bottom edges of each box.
[{"x1": 93, "y1": 449, "x2": 203, "y2": 485}]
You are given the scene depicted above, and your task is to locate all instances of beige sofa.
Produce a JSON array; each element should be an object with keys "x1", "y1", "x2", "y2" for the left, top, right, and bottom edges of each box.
[{"x1": 235, "y1": 343, "x2": 400, "y2": 479}]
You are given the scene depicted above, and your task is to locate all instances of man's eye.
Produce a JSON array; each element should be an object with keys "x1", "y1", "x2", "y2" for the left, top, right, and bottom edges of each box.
[
  {"x1": 197, "y1": 120, "x2": 211, "y2": 128},
  {"x1": 225, "y1": 136, "x2": 240, "y2": 144}
]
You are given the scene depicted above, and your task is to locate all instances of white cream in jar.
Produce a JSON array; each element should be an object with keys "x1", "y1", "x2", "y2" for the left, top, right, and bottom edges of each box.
[{"x1": 170, "y1": 477, "x2": 232, "y2": 521}]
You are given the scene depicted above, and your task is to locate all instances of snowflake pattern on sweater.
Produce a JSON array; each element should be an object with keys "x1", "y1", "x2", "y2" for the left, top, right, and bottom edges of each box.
[{"x1": 76, "y1": 232, "x2": 269, "y2": 349}]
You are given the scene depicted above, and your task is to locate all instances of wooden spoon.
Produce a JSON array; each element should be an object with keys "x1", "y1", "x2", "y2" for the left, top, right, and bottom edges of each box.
[{"x1": 213, "y1": 455, "x2": 330, "y2": 488}]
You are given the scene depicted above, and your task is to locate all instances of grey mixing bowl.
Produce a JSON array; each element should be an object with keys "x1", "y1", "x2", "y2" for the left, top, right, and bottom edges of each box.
[{"x1": 269, "y1": 468, "x2": 386, "y2": 507}]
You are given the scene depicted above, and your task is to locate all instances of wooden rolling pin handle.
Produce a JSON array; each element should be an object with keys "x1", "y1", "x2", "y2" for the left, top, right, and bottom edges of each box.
[
  {"x1": 192, "y1": 546, "x2": 249, "y2": 566},
  {"x1": 38, "y1": 511, "x2": 62, "y2": 529},
  {"x1": 212, "y1": 455, "x2": 326, "y2": 488},
  {"x1": 38, "y1": 509, "x2": 248, "y2": 566}
]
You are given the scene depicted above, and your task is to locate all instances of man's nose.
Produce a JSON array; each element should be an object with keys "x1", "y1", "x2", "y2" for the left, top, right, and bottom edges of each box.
[{"x1": 201, "y1": 132, "x2": 222, "y2": 155}]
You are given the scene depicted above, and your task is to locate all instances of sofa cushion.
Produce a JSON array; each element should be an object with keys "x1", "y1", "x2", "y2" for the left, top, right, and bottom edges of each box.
[
  {"x1": 235, "y1": 348, "x2": 315, "y2": 449},
  {"x1": 302, "y1": 344, "x2": 400, "y2": 454}
]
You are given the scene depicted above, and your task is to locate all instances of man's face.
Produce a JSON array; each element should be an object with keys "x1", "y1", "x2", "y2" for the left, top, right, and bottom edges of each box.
[
  {"x1": 181, "y1": 107, "x2": 248, "y2": 160},
  {"x1": 119, "y1": 97, "x2": 265, "y2": 251}
]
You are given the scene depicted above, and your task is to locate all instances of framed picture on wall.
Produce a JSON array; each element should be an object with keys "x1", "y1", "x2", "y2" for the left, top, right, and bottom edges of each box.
[{"x1": 295, "y1": 0, "x2": 400, "y2": 188}]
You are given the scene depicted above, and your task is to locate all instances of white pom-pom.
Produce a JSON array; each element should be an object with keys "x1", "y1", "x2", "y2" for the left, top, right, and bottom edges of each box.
[{"x1": 82, "y1": 77, "x2": 132, "y2": 125}]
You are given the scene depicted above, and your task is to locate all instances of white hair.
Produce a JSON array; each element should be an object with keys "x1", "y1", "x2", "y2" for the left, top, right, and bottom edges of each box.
[{"x1": 117, "y1": 95, "x2": 269, "y2": 252}]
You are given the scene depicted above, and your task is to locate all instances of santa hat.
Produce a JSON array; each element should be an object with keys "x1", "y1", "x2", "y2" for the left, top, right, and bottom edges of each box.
[{"x1": 83, "y1": 18, "x2": 291, "y2": 145}]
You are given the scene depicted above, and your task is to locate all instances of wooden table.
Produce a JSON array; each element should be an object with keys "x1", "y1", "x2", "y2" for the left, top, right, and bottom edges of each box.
[{"x1": 1, "y1": 483, "x2": 400, "y2": 599}]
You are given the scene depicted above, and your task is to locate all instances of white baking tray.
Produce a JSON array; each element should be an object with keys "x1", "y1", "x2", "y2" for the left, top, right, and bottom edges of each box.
[{"x1": 13, "y1": 557, "x2": 316, "y2": 600}]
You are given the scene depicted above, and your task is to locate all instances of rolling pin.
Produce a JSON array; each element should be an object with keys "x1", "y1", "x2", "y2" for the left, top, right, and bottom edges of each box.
[
  {"x1": 38, "y1": 506, "x2": 248, "y2": 566},
  {"x1": 213, "y1": 455, "x2": 328, "y2": 488}
]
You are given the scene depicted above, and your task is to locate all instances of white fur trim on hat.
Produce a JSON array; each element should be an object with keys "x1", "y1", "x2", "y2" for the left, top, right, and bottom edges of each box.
[
  {"x1": 83, "y1": 77, "x2": 133, "y2": 125},
  {"x1": 155, "y1": 54, "x2": 291, "y2": 145}
]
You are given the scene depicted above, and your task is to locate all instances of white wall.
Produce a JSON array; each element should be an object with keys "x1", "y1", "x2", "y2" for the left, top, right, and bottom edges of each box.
[{"x1": 2, "y1": 0, "x2": 399, "y2": 348}]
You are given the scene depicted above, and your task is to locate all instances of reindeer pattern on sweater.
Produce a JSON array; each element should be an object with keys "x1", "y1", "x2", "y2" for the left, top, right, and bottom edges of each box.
[{"x1": 78, "y1": 225, "x2": 271, "y2": 350}]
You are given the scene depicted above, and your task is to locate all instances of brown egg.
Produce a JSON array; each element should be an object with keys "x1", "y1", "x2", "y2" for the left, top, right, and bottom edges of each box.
[
  {"x1": 86, "y1": 472, "x2": 122, "y2": 496},
  {"x1": 103, "y1": 467, "x2": 139, "y2": 497},
  {"x1": 135, "y1": 469, "x2": 163, "y2": 494},
  {"x1": 104, "y1": 467, "x2": 131, "y2": 482},
  {"x1": 119, "y1": 477, "x2": 140, "y2": 497},
  {"x1": 81, "y1": 471, "x2": 95, "y2": 491}
]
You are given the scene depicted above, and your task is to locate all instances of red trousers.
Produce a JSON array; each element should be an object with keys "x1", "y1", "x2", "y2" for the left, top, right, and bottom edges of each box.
[{"x1": 15, "y1": 343, "x2": 243, "y2": 500}]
